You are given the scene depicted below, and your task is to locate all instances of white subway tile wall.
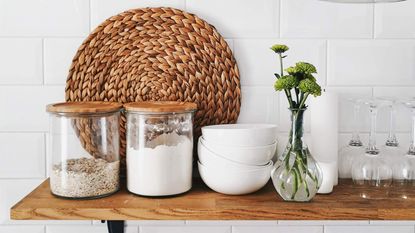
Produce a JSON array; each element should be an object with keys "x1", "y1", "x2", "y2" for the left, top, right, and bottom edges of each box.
[
  {"x1": 0, "y1": 133, "x2": 45, "y2": 178},
  {"x1": 234, "y1": 39, "x2": 326, "y2": 86},
  {"x1": 0, "y1": 86, "x2": 65, "y2": 131},
  {"x1": 232, "y1": 226, "x2": 323, "y2": 233},
  {"x1": 374, "y1": 0, "x2": 415, "y2": 38},
  {"x1": 0, "y1": 0, "x2": 89, "y2": 36},
  {"x1": 327, "y1": 40, "x2": 415, "y2": 86},
  {"x1": 90, "y1": 0, "x2": 186, "y2": 30},
  {"x1": 324, "y1": 225, "x2": 415, "y2": 233},
  {"x1": 186, "y1": 0, "x2": 279, "y2": 38},
  {"x1": 186, "y1": 221, "x2": 278, "y2": 226},
  {"x1": 0, "y1": 38, "x2": 43, "y2": 84},
  {"x1": 47, "y1": 226, "x2": 138, "y2": 233},
  {"x1": 237, "y1": 86, "x2": 279, "y2": 124},
  {"x1": 280, "y1": 0, "x2": 373, "y2": 38},
  {"x1": 140, "y1": 226, "x2": 231, "y2": 233},
  {"x1": 0, "y1": 226, "x2": 45, "y2": 233},
  {"x1": 43, "y1": 38, "x2": 84, "y2": 84},
  {"x1": 1, "y1": 0, "x2": 415, "y2": 232}
]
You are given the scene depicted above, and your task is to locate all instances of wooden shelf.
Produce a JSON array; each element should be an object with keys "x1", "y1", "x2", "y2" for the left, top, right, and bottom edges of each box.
[{"x1": 10, "y1": 179, "x2": 415, "y2": 221}]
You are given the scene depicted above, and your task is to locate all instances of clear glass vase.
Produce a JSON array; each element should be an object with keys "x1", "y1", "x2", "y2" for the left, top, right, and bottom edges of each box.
[{"x1": 272, "y1": 108, "x2": 322, "y2": 202}]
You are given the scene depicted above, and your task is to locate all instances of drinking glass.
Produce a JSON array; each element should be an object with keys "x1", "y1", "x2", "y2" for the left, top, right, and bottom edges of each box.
[
  {"x1": 379, "y1": 98, "x2": 405, "y2": 162},
  {"x1": 352, "y1": 98, "x2": 392, "y2": 189},
  {"x1": 338, "y1": 98, "x2": 365, "y2": 178},
  {"x1": 391, "y1": 98, "x2": 415, "y2": 185}
]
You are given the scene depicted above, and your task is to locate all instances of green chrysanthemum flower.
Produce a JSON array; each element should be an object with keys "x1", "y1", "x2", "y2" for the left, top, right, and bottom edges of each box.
[
  {"x1": 274, "y1": 75, "x2": 298, "y2": 91},
  {"x1": 305, "y1": 73, "x2": 316, "y2": 81},
  {"x1": 271, "y1": 44, "x2": 289, "y2": 54},
  {"x1": 285, "y1": 62, "x2": 317, "y2": 77},
  {"x1": 285, "y1": 66, "x2": 298, "y2": 76},
  {"x1": 295, "y1": 62, "x2": 317, "y2": 74},
  {"x1": 298, "y1": 79, "x2": 322, "y2": 97}
]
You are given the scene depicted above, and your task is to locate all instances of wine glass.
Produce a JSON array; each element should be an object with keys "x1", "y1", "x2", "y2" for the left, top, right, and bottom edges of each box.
[
  {"x1": 352, "y1": 98, "x2": 392, "y2": 189},
  {"x1": 379, "y1": 98, "x2": 405, "y2": 162},
  {"x1": 391, "y1": 98, "x2": 415, "y2": 185},
  {"x1": 338, "y1": 98, "x2": 365, "y2": 178}
]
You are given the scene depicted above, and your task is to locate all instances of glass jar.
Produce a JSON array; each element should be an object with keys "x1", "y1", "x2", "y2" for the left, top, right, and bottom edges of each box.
[
  {"x1": 124, "y1": 101, "x2": 197, "y2": 196},
  {"x1": 46, "y1": 102, "x2": 122, "y2": 199}
]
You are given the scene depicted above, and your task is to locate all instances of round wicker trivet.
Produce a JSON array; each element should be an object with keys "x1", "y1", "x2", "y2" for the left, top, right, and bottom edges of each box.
[{"x1": 65, "y1": 7, "x2": 241, "y2": 172}]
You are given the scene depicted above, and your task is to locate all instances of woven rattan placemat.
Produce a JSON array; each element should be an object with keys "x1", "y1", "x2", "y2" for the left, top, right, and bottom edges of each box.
[{"x1": 65, "y1": 7, "x2": 241, "y2": 171}]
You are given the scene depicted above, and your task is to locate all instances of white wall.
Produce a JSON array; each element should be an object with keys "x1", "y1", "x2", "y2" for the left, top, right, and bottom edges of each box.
[{"x1": 1, "y1": 0, "x2": 415, "y2": 232}]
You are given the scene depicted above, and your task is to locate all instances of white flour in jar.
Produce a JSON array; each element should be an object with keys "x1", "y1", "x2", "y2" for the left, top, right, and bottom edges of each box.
[{"x1": 127, "y1": 132, "x2": 193, "y2": 196}]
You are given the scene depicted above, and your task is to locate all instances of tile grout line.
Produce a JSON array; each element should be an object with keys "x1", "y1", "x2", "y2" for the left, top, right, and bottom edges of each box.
[
  {"x1": 325, "y1": 39, "x2": 329, "y2": 87},
  {"x1": 41, "y1": 38, "x2": 45, "y2": 85},
  {"x1": 43, "y1": 132, "x2": 47, "y2": 179},
  {"x1": 0, "y1": 35, "x2": 411, "y2": 40},
  {"x1": 372, "y1": 3, "x2": 376, "y2": 39},
  {"x1": 2, "y1": 84, "x2": 414, "y2": 88},
  {"x1": 278, "y1": 0, "x2": 282, "y2": 38},
  {"x1": 88, "y1": 0, "x2": 92, "y2": 32},
  {"x1": 0, "y1": 178, "x2": 46, "y2": 180}
]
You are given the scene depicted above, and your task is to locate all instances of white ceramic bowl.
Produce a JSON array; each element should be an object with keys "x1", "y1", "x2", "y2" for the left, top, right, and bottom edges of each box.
[
  {"x1": 201, "y1": 124, "x2": 278, "y2": 147},
  {"x1": 198, "y1": 161, "x2": 272, "y2": 195},
  {"x1": 198, "y1": 137, "x2": 272, "y2": 170},
  {"x1": 201, "y1": 137, "x2": 277, "y2": 166}
]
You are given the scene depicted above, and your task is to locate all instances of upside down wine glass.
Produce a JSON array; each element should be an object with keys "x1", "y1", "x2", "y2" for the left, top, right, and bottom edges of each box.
[
  {"x1": 338, "y1": 98, "x2": 365, "y2": 178},
  {"x1": 352, "y1": 98, "x2": 392, "y2": 189},
  {"x1": 378, "y1": 98, "x2": 406, "y2": 184},
  {"x1": 380, "y1": 98, "x2": 405, "y2": 161},
  {"x1": 391, "y1": 99, "x2": 415, "y2": 185}
]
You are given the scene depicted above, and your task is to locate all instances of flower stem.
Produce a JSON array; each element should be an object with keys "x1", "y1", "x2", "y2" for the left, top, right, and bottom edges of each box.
[
  {"x1": 295, "y1": 88, "x2": 300, "y2": 106},
  {"x1": 298, "y1": 92, "x2": 309, "y2": 110},
  {"x1": 279, "y1": 53, "x2": 294, "y2": 109}
]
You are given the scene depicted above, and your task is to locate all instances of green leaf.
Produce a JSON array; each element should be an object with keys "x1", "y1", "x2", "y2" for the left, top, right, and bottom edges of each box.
[{"x1": 274, "y1": 73, "x2": 280, "y2": 79}]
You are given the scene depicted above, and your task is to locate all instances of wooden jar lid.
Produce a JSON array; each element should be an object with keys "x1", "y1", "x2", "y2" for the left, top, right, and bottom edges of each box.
[
  {"x1": 124, "y1": 101, "x2": 197, "y2": 113},
  {"x1": 46, "y1": 101, "x2": 123, "y2": 114}
]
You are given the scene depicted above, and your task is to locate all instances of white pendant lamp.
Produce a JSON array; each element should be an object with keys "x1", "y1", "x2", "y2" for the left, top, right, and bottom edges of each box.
[{"x1": 320, "y1": 0, "x2": 406, "y2": 3}]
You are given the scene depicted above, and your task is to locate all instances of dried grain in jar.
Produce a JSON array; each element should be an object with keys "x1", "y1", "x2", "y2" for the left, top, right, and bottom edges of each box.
[{"x1": 46, "y1": 102, "x2": 122, "y2": 199}]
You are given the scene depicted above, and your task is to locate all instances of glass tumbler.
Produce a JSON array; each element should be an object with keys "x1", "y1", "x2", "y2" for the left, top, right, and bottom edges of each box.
[{"x1": 47, "y1": 102, "x2": 122, "y2": 199}]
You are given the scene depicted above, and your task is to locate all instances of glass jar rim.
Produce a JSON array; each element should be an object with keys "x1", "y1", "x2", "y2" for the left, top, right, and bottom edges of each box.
[
  {"x1": 46, "y1": 101, "x2": 123, "y2": 114},
  {"x1": 124, "y1": 101, "x2": 197, "y2": 113}
]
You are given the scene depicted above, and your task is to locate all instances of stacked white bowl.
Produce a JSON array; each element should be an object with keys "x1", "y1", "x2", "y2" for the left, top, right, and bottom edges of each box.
[{"x1": 198, "y1": 124, "x2": 278, "y2": 195}]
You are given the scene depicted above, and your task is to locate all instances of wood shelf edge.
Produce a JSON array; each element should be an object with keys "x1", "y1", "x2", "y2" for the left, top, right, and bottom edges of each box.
[{"x1": 10, "y1": 179, "x2": 415, "y2": 221}]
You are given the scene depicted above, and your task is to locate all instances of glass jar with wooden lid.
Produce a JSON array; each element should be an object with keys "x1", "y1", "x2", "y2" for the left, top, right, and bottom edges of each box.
[
  {"x1": 124, "y1": 101, "x2": 197, "y2": 196},
  {"x1": 46, "y1": 101, "x2": 122, "y2": 199}
]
